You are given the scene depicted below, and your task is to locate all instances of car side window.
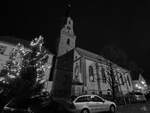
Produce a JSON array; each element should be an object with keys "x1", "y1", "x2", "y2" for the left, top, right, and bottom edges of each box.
[
  {"x1": 76, "y1": 96, "x2": 91, "y2": 102},
  {"x1": 92, "y1": 96, "x2": 104, "y2": 102}
]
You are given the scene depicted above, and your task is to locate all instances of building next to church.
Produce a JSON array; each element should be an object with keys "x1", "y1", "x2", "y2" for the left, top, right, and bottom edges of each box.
[
  {"x1": 0, "y1": 36, "x2": 54, "y2": 92},
  {"x1": 52, "y1": 17, "x2": 133, "y2": 99},
  {"x1": 132, "y1": 74, "x2": 148, "y2": 94}
]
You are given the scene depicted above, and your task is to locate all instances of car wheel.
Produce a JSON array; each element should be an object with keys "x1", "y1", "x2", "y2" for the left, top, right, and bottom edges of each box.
[
  {"x1": 81, "y1": 109, "x2": 89, "y2": 113},
  {"x1": 109, "y1": 105, "x2": 115, "y2": 113}
]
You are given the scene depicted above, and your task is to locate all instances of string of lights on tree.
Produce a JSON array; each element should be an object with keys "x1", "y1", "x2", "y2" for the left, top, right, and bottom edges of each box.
[{"x1": 0, "y1": 36, "x2": 51, "y2": 90}]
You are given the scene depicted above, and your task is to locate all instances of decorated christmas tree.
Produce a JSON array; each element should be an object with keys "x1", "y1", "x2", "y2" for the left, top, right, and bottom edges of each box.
[{"x1": 0, "y1": 36, "x2": 50, "y2": 105}]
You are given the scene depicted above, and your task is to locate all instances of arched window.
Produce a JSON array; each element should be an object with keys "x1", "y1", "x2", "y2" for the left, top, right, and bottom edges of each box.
[
  {"x1": 127, "y1": 75, "x2": 131, "y2": 86},
  {"x1": 101, "y1": 67, "x2": 106, "y2": 83},
  {"x1": 74, "y1": 63, "x2": 79, "y2": 82},
  {"x1": 120, "y1": 74, "x2": 124, "y2": 85},
  {"x1": 67, "y1": 39, "x2": 70, "y2": 45},
  {"x1": 89, "y1": 65, "x2": 94, "y2": 82}
]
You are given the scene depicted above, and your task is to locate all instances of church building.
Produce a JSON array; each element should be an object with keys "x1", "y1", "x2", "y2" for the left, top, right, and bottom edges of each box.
[{"x1": 52, "y1": 16, "x2": 133, "y2": 99}]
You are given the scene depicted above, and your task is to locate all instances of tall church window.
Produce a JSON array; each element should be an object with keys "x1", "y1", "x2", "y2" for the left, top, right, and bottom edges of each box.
[
  {"x1": 101, "y1": 67, "x2": 106, "y2": 83},
  {"x1": 89, "y1": 65, "x2": 94, "y2": 82},
  {"x1": 74, "y1": 63, "x2": 80, "y2": 82},
  {"x1": 127, "y1": 75, "x2": 131, "y2": 86},
  {"x1": 120, "y1": 74, "x2": 124, "y2": 85}
]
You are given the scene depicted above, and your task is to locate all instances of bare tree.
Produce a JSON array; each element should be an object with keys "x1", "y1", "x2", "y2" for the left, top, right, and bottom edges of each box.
[{"x1": 106, "y1": 61, "x2": 129, "y2": 104}]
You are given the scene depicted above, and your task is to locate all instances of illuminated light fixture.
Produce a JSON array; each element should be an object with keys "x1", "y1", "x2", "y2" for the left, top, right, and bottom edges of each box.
[
  {"x1": 144, "y1": 84, "x2": 147, "y2": 87},
  {"x1": 7, "y1": 74, "x2": 16, "y2": 79},
  {"x1": 0, "y1": 77, "x2": 5, "y2": 81},
  {"x1": 141, "y1": 81, "x2": 145, "y2": 84},
  {"x1": 138, "y1": 86, "x2": 142, "y2": 89},
  {"x1": 135, "y1": 84, "x2": 143, "y2": 89},
  {"x1": 135, "y1": 84, "x2": 139, "y2": 88}
]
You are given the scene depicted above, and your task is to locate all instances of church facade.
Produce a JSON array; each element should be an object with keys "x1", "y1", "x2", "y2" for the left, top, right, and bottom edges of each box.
[
  {"x1": 53, "y1": 17, "x2": 133, "y2": 99},
  {"x1": 72, "y1": 47, "x2": 133, "y2": 97}
]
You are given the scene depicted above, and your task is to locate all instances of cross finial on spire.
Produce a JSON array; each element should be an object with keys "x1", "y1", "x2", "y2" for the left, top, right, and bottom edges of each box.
[
  {"x1": 65, "y1": 0, "x2": 71, "y2": 18},
  {"x1": 67, "y1": 0, "x2": 71, "y2": 8}
]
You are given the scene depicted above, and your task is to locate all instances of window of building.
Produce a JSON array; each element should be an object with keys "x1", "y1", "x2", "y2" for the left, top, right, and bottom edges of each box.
[
  {"x1": 67, "y1": 39, "x2": 70, "y2": 45},
  {"x1": 89, "y1": 65, "x2": 94, "y2": 82},
  {"x1": 101, "y1": 67, "x2": 106, "y2": 83},
  {"x1": 67, "y1": 26, "x2": 71, "y2": 31},
  {"x1": 75, "y1": 56, "x2": 78, "y2": 59},
  {"x1": 74, "y1": 63, "x2": 80, "y2": 82},
  {"x1": 0, "y1": 45, "x2": 7, "y2": 55},
  {"x1": 127, "y1": 75, "x2": 131, "y2": 86},
  {"x1": 120, "y1": 74, "x2": 124, "y2": 85}
]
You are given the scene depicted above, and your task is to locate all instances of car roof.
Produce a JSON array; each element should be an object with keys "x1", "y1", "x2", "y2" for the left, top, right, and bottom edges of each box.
[
  {"x1": 73, "y1": 94, "x2": 102, "y2": 101},
  {"x1": 77, "y1": 94, "x2": 100, "y2": 98}
]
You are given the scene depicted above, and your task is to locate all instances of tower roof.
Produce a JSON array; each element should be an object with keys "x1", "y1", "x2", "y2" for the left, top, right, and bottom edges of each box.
[
  {"x1": 61, "y1": 17, "x2": 75, "y2": 37},
  {"x1": 65, "y1": 0, "x2": 71, "y2": 18},
  {"x1": 61, "y1": 0, "x2": 75, "y2": 37}
]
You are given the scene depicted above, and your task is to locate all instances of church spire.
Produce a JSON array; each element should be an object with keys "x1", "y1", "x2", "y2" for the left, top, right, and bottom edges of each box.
[
  {"x1": 65, "y1": 0, "x2": 71, "y2": 18},
  {"x1": 56, "y1": 0, "x2": 76, "y2": 57},
  {"x1": 61, "y1": 0, "x2": 74, "y2": 36}
]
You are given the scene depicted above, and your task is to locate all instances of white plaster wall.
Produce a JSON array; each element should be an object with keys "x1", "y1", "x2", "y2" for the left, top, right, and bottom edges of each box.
[
  {"x1": 0, "y1": 42, "x2": 16, "y2": 70},
  {"x1": 74, "y1": 50, "x2": 81, "y2": 61}
]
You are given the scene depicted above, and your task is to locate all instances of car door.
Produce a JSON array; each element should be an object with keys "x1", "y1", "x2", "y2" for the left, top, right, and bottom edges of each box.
[
  {"x1": 92, "y1": 95, "x2": 106, "y2": 112},
  {"x1": 74, "y1": 96, "x2": 92, "y2": 111},
  {"x1": 88, "y1": 95, "x2": 98, "y2": 113},
  {"x1": 74, "y1": 96, "x2": 87, "y2": 110}
]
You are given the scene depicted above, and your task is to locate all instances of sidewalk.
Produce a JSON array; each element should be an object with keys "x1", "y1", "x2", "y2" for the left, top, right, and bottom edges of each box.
[{"x1": 117, "y1": 101, "x2": 150, "y2": 113}]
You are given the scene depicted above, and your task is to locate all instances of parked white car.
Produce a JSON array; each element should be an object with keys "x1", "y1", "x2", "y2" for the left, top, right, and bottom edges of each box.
[
  {"x1": 73, "y1": 94, "x2": 117, "y2": 113},
  {"x1": 129, "y1": 92, "x2": 147, "y2": 103}
]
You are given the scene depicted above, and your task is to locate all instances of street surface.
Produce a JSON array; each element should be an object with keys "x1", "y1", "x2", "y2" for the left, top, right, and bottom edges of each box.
[{"x1": 117, "y1": 101, "x2": 150, "y2": 113}]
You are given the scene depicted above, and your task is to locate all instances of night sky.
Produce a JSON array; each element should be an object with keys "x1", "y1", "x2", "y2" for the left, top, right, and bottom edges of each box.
[{"x1": 0, "y1": 1, "x2": 150, "y2": 79}]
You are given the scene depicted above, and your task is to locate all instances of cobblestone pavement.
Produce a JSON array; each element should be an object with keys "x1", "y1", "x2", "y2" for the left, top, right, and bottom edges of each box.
[{"x1": 117, "y1": 101, "x2": 150, "y2": 113}]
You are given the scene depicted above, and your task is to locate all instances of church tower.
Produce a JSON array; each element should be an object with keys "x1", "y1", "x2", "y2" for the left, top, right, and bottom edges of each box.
[{"x1": 57, "y1": 3, "x2": 76, "y2": 57}]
